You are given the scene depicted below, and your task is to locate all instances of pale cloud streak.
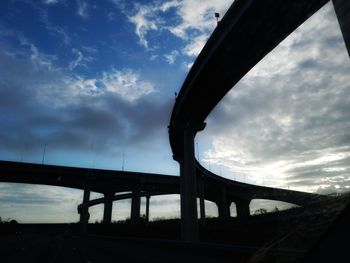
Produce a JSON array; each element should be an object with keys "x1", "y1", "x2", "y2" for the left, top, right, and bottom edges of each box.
[
  {"x1": 128, "y1": 4, "x2": 161, "y2": 49},
  {"x1": 43, "y1": 0, "x2": 59, "y2": 4},
  {"x1": 164, "y1": 50, "x2": 179, "y2": 64},
  {"x1": 69, "y1": 48, "x2": 94, "y2": 70},
  {"x1": 126, "y1": 0, "x2": 233, "y2": 56},
  {"x1": 15, "y1": 34, "x2": 57, "y2": 70},
  {"x1": 0, "y1": 183, "x2": 83, "y2": 223},
  {"x1": 101, "y1": 69, "x2": 155, "y2": 102},
  {"x1": 77, "y1": 0, "x2": 89, "y2": 19},
  {"x1": 25, "y1": 2, "x2": 72, "y2": 45}
]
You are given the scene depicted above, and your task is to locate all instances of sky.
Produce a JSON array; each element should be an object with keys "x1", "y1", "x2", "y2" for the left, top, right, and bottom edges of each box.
[{"x1": 0, "y1": 0, "x2": 349, "y2": 223}]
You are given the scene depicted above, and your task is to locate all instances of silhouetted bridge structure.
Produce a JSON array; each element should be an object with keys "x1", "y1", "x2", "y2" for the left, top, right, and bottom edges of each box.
[
  {"x1": 0, "y1": 160, "x2": 322, "y2": 227},
  {"x1": 1, "y1": 1, "x2": 349, "y2": 254},
  {"x1": 168, "y1": 0, "x2": 350, "y2": 241}
]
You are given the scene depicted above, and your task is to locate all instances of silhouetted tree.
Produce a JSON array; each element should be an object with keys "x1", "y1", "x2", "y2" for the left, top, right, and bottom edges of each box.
[{"x1": 254, "y1": 208, "x2": 267, "y2": 215}]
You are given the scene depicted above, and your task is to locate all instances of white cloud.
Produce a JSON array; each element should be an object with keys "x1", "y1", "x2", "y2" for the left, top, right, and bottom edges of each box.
[
  {"x1": 101, "y1": 69, "x2": 155, "y2": 102},
  {"x1": 69, "y1": 48, "x2": 94, "y2": 70},
  {"x1": 159, "y1": 0, "x2": 180, "y2": 12},
  {"x1": 167, "y1": 0, "x2": 231, "y2": 40},
  {"x1": 43, "y1": 0, "x2": 59, "y2": 4},
  {"x1": 182, "y1": 33, "x2": 210, "y2": 57},
  {"x1": 164, "y1": 50, "x2": 179, "y2": 64},
  {"x1": 16, "y1": 35, "x2": 57, "y2": 70},
  {"x1": 47, "y1": 25, "x2": 71, "y2": 45},
  {"x1": 30, "y1": 44, "x2": 57, "y2": 70},
  {"x1": 77, "y1": 1, "x2": 89, "y2": 19},
  {"x1": 69, "y1": 77, "x2": 102, "y2": 96},
  {"x1": 128, "y1": 4, "x2": 160, "y2": 49},
  {"x1": 183, "y1": 61, "x2": 194, "y2": 70},
  {"x1": 126, "y1": 0, "x2": 232, "y2": 55},
  {"x1": 169, "y1": 0, "x2": 232, "y2": 56},
  {"x1": 81, "y1": 45, "x2": 98, "y2": 54},
  {"x1": 34, "y1": 68, "x2": 156, "y2": 107},
  {"x1": 150, "y1": 54, "x2": 158, "y2": 61}
]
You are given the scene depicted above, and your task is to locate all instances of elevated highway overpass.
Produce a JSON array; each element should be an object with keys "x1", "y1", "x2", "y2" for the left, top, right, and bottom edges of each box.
[
  {"x1": 0, "y1": 160, "x2": 324, "y2": 226},
  {"x1": 1, "y1": 0, "x2": 348, "y2": 246},
  {"x1": 168, "y1": 0, "x2": 349, "y2": 241}
]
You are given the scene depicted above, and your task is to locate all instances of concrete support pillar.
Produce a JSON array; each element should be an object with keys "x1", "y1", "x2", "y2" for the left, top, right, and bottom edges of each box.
[
  {"x1": 131, "y1": 187, "x2": 141, "y2": 223},
  {"x1": 180, "y1": 125, "x2": 198, "y2": 242},
  {"x1": 80, "y1": 182, "x2": 90, "y2": 233},
  {"x1": 333, "y1": 0, "x2": 350, "y2": 57},
  {"x1": 235, "y1": 198, "x2": 251, "y2": 219},
  {"x1": 103, "y1": 192, "x2": 114, "y2": 224},
  {"x1": 198, "y1": 175, "x2": 206, "y2": 226},
  {"x1": 145, "y1": 194, "x2": 150, "y2": 223},
  {"x1": 217, "y1": 186, "x2": 230, "y2": 220}
]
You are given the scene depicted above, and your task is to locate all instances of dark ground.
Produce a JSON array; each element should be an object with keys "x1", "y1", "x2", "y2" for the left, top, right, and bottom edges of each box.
[{"x1": 0, "y1": 194, "x2": 348, "y2": 263}]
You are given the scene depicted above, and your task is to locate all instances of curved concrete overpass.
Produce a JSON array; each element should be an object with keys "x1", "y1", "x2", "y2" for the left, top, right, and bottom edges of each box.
[
  {"x1": 0, "y1": 160, "x2": 323, "y2": 225},
  {"x1": 81, "y1": 169, "x2": 325, "y2": 224},
  {"x1": 168, "y1": 0, "x2": 333, "y2": 241},
  {"x1": 169, "y1": 0, "x2": 329, "y2": 159}
]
